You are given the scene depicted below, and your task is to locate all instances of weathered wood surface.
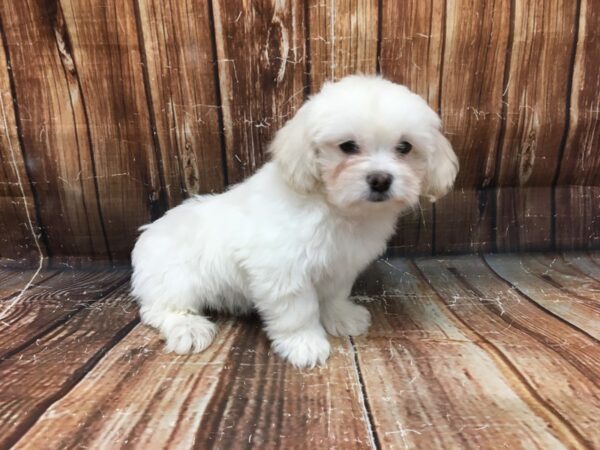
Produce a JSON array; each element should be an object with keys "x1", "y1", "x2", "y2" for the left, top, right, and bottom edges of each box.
[
  {"x1": 355, "y1": 259, "x2": 592, "y2": 449},
  {"x1": 0, "y1": 36, "x2": 44, "y2": 264},
  {"x1": 556, "y1": 0, "x2": 600, "y2": 250},
  {"x1": 0, "y1": 282, "x2": 138, "y2": 449},
  {"x1": 379, "y1": 0, "x2": 443, "y2": 255},
  {"x1": 0, "y1": 269, "x2": 129, "y2": 360},
  {"x1": 1, "y1": 1, "x2": 598, "y2": 260},
  {"x1": 555, "y1": 186, "x2": 600, "y2": 251},
  {"x1": 0, "y1": 0, "x2": 108, "y2": 259},
  {"x1": 433, "y1": 0, "x2": 510, "y2": 254},
  {"x1": 60, "y1": 0, "x2": 164, "y2": 262},
  {"x1": 3, "y1": 253, "x2": 600, "y2": 449},
  {"x1": 564, "y1": 252, "x2": 600, "y2": 281},
  {"x1": 416, "y1": 256, "x2": 600, "y2": 447},
  {"x1": 212, "y1": 0, "x2": 306, "y2": 184},
  {"x1": 136, "y1": 0, "x2": 225, "y2": 204},
  {"x1": 309, "y1": 0, "x2": 378, "y2": 91},
  {"x1": 16, "y1": 321, "x2": 372, "y2": 449},
  {"x1": 485, "y1": 253, "x2": 600, "y2": 340},
  {"x1": 0, "y1": 268, "x2": 57, "y2": 299},
  {"x1": 494, "y1": 0, "x2": 578, "y2": 252}
]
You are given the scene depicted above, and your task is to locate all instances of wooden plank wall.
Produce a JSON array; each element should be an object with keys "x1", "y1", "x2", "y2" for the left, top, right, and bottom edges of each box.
[{"x1": 0, "y1": 0, "x2": 598, "y2": 264}]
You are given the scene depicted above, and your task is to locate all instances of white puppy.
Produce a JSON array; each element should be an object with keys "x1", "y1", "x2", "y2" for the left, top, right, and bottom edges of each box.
[{"x1": 131, "y1": 75, "x2": 458, "y2": 368}]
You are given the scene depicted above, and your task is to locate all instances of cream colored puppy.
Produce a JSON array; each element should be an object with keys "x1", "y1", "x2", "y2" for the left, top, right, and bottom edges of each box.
[{"x1": 131, "y1": 75, "x2": 458, "y2": 368}]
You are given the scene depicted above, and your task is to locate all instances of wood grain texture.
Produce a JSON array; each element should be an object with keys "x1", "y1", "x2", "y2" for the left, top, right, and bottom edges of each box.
[
  {"x1": 415, "y1": 256, "x2": 600, "y2": 448},
  {"x1": 555, "y1": 186, "x2": 600, "y2": 250},
  {"x1": 434, "y1": 0, "x2": 510, "y2": 253},
  {"x1": 354, "y1": 259, "x2": 574, "y2": 449},
  {"x1": 16, "y1": 320, "x2": 372, "y2": 449},
  {"x1": 212, "y1": 0, "x2": 306, "y2": 183},
  {"x1": 59, "y1": 0, "x2": 164, "y2": 261},
  {"x1": 0, "y1": 1, "x2": 108, "y2": 258},
  {"x1": 0, "y1": 40, "x2": 45, "y2": 264},
  {"x1": 554, "y1": 0, "x2": 600, "y2": 252},
  {"x1": 495, "y1": 187, "x2": 554, "y2": 252},
  {"x1": 136, "y1": 0, "x2": 225, "y2": 205},
  {"x1": 485, "y1": 253, "x2": 600, "y2": 340},
  {"x1": 495, "y1": 0, "x2": 578, "y2": 252},
  {"x1": 12, "y1": 324, "x2": 239, "y2": 450},
  {"x1": 3, "y1": 255, "x2": 600, "y2": 448},
  {"x1": 0, "y1": 283, "x2": 138, "y2": 449},
  {"x1": 0, "y1": 268, "x2": 58, "y2": 300},
  {"x1": 309, "y1": 0, "x2": 378, "y2": 91},
  {"x1": 563, "y1": 252, "x2": 600, "y2": 281},
  {"x1": 558, "y1": 0, "x2": 600, "y2": 187},
  {"x1": 516, "y1": 253, "x2": 600, "y2": 296},
  {"x1": 379, "y1": 0, "x2": 444, "y2": 255},
  {"x1": 0, "y1": 0, "x2": 599, "y2": 260},
  {"x1": 0, "y1": 268, "x2": 129, "y2": 360}
]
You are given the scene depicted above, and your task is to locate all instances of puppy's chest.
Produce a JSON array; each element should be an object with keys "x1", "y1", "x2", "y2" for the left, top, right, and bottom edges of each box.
[{"x1": 308, "y1": 216, "x2": 392, "y2": 274}]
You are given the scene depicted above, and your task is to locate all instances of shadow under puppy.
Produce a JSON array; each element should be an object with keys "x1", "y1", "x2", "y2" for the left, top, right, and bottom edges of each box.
[{"x1": 131, "y1": 75, "x2": 459, "y2": 368}]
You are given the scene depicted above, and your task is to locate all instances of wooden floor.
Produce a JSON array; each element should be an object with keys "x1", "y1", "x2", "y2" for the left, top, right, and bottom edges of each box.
[{"x1": 1, "y1": 253, "x2": 599, "y2": 450}]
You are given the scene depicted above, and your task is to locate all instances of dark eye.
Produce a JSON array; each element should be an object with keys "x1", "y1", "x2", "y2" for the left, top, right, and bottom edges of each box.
[
  {"x1": 339, "y1": 140, "x2": 359, "y2": 154},
  {"x1": 396, "y1": 141, "x2": 412, "y2": 154}
]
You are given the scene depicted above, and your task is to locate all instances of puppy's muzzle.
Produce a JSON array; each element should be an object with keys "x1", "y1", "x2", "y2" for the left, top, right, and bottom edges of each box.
[{"x1": 367, "y1": 172, "x2": 393, "y2": 202}]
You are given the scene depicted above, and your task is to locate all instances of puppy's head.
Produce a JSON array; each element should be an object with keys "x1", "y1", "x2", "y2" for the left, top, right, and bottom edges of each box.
[{"x1": 270, "y1": 75, "x2": 458, "y2": 210}]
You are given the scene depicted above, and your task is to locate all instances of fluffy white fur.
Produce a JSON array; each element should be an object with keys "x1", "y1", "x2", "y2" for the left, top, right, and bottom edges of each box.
[{"x1": 131, "y1": 75, "x2": 458, "y2": 368}]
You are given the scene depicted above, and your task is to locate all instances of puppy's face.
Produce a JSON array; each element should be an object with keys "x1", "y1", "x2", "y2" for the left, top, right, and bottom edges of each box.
[
  {"x1": 270, "y1": 76, "x2": 458, "y2": 210},
  {"x1": 313, "y1": 89, "x2": 428, "y2": 209}
]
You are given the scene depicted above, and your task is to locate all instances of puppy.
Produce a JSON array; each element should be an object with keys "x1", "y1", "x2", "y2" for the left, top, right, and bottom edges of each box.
[{"x1": 131, "y1": 75, "x2": 458, "y2": 368}]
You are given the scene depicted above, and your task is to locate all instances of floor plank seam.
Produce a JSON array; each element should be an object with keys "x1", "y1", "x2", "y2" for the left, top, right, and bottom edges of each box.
[
  {"x1": 5, "y1": 316, "x2": 140, "y2": 449},
  {"x1": 480, "y1": 255, "x2": 600, "y2": 345},
  {"x1": 349, "y1": 336, "x2": 382, "y2": 450},
  {"x1": 0, "y1": 270, "x2": 62, "y2": 302},
  {"x1": 409, "y1": 260, "x2": 593, "y2": 450},
  {"x1": 562, "y1": 253, "x2": 600, "y2": 283},
  {"x1": 0, "y1": 276, "x2": 132, "y2": 363}
]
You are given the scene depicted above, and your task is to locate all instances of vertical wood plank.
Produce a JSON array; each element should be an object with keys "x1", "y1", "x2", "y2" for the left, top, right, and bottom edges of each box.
[
  {"x1": 379, "y1": 1, "x2": 444, "y2": 108},
  {"x1": 380, "y1": 0, "x2": 444, "y2": 255},
  {"x1": 0, "y1": 1, "x2": 108, "y2": 259},
  {"x1": 136, "y1": 0, "x2": 225, "y2": 206},
  {"x1": 555, "y1": 186, "x2": 600, "y2": 250},
  {"x1": 495, "y1": 0, "x2": 578, "y2": 251},
  {"x1": 0, "y1": 38, "x2": 45, "y2": 263},
  {"x1": 212, "y1": 0, "x2": 307, "y2": 183},
  {"x1": 495, "y1": 187, "x2": 554, "y2": 251},
  {"x1": 556, "y1": 0, "x2": 600, "y2": 250},
  {"x1": 309, "y1": 0, "x2": 378, "y2": 91},
  {"x1": 60, "y1": 0, "x2": 165, "y2": 261},
  {"x1": 434, "y1": 0, "x2": 510, "y2": 253}
]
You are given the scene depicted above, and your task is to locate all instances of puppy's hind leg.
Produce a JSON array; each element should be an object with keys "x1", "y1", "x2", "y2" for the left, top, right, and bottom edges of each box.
[
  {"x1": 141, "y1": 306, "x2": 217, "y2": 354},
  {"x1": 135, "y1": 278, "x2": 217, "y2": 354}
]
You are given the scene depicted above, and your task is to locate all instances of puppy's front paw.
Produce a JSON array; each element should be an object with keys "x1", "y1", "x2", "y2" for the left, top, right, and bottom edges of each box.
[
  {"x1": 162, "y1": 315, "x2": 217, "y2": 354},
  {"x1": 272, "y1": 331, "x2": 331, "y2": 368},
  {"x1": 322, "y1": 302, "x2": 371, "y2": 337}
]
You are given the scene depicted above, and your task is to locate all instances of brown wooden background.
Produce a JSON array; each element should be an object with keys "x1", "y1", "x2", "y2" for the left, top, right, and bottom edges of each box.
[{"x1": 0, "y1": 0, "x2": 598, "y2": 265}]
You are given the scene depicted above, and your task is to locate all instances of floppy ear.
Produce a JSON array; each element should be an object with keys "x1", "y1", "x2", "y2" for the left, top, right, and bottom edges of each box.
[
  {"x1": 421, "y1": 129, "x2": 459, "y2": 202},
  {"x1": 269, "y1": 104, "x2": 319, "y2": 193}
]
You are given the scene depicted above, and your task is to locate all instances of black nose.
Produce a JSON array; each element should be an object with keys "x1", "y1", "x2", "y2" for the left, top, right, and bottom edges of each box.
[{"x1": 367, "y1": 172, "x2": 393, "y2": 193}]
